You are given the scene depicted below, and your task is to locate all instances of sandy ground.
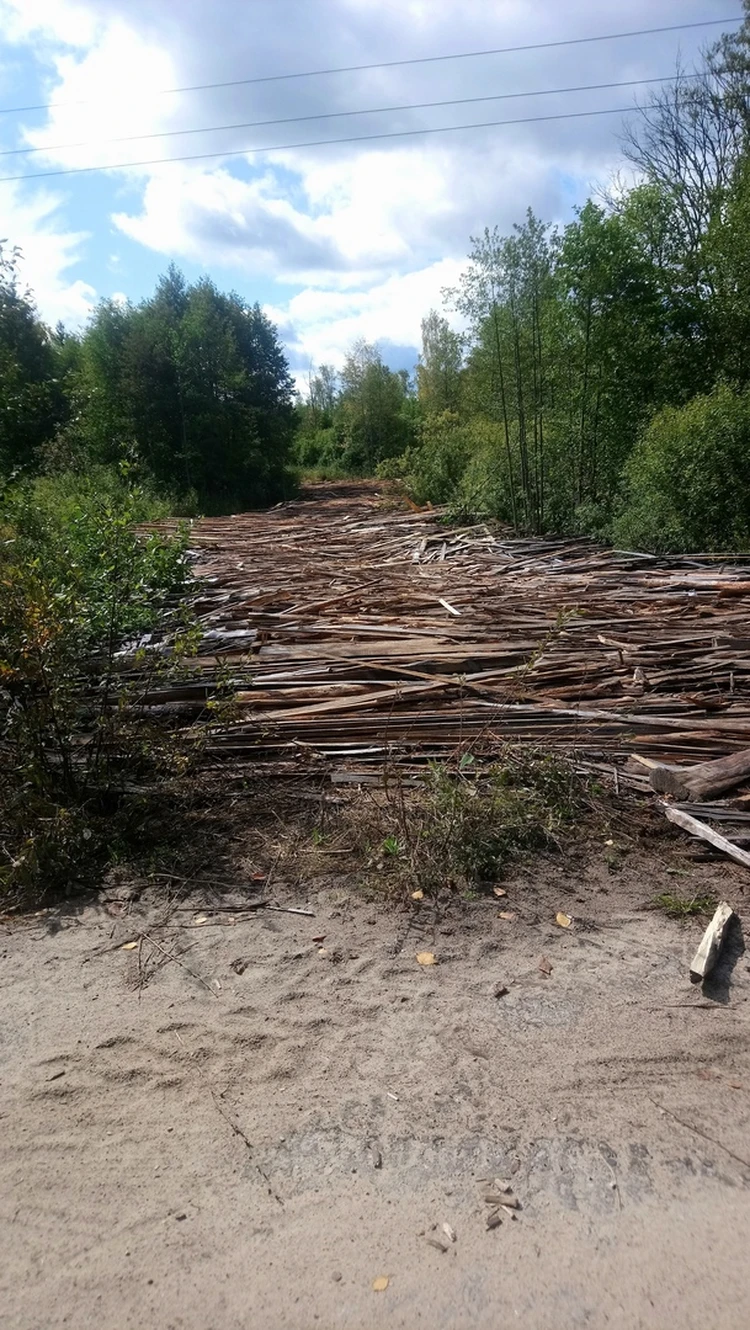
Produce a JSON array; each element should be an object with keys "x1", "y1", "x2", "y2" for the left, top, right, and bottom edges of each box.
[{"x1": 2, "y1": 846, "x2": 750, "y2": 1330}]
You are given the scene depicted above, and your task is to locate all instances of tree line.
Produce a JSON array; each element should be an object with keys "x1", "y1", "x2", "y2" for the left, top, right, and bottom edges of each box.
[
  {"x1": 297, "y1": 6, "x2": 750, "y2": 552},
  {"x1": 0, "y1": 256, "x2": 296, "y2": 512}
]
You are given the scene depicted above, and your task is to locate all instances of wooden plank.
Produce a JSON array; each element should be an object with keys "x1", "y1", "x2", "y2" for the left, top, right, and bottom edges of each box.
[
  {"x1": 663, "y1": 805, "x2": 750, "y2": 869},
  {"x1": 689, "y1": 902, "x2": 734, "y2": 982}
]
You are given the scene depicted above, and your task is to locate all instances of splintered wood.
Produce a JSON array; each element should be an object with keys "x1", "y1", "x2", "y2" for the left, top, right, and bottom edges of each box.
[{"x1": 142, "y1": 481, "x2": 750, "y2": 785}]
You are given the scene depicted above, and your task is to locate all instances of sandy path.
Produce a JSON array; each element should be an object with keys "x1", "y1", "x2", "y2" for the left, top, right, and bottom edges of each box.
[{"x1": 2, "y1": 854, "x2": 749, "y2": 1329}]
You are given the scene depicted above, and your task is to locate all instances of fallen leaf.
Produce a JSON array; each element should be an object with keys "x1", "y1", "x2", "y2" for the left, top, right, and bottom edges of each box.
[
  {"x1": 556, "y1": 912, "x2": 572, "y2": 928},
  {"x1": 493, "y1": 887, "x2": 507, "y2": 897},
  {"x1": 121, "y1": 940, "x2": 138, "y2": 951},
  {"x1": 442, "y1": 1222, "x2": 457, "y2": 1244},
  {"x1": 411, "y1": 890, "x2": 424, "y2": 901},
  {"x1": 372, "y1": 1276, "x2": 389, "y2": 1292},
  {"x1": 416, "y1": 951, "x2": 437, "y2": 966},
  {"x1": 498, "y1": 911, "x2": 516, "y2": 922},
  {"x1": 538, "y1": 956, "x2": 553, "y2": 976}
]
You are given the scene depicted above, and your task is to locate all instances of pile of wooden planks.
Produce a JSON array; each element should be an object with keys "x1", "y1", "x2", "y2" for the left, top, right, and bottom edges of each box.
[{"x1": 138, "y1": 481, "x2": 750, "y2": 795}]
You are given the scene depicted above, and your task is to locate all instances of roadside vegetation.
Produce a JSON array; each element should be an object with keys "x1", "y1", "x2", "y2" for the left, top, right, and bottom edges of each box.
[
  {"x1": 296, "y1": 10, "x2": 750, "y2": 553},
  {"x1": 348, "y1": 751, "x2": 597, "y2": 902},
  {"x1": 0, "y1": 473, "x2": 197, "y2": 906}
]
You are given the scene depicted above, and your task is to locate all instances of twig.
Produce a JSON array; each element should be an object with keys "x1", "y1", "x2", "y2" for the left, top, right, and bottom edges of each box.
[
  {"x1": 209, "y1": 1091, "x2": 284, "y2": 1207},
  {"x1": 138, "y1": 930, "x2": 219, "y2": 997},
  {"x1": 648, "y1": 1096, "x2": 750, "y2": 1171},
  {"x1": 265, "y1": 904, "x2": 316, "y2": 917}
]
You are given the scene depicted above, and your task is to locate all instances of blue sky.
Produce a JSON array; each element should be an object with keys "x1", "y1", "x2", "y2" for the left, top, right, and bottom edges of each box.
[{"x1": 0, "y1": 0, "x2": 741, "y2": 380}]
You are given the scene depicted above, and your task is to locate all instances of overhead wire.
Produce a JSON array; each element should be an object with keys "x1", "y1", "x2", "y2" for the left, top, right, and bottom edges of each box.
[
  {"x1": 0, "y1": 16, "x2": 740, "y2": 116},
  {"x1": 0, "y1": 74, "x2": 683, "y2": 159},
  {"x1": 0, "y1": 105, "x2": 665, "y2": 183}
]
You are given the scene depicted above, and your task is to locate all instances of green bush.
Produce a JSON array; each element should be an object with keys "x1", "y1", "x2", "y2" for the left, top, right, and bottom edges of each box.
[
  {"x1": 378, "y1": 412, "x2": 512, "y2": 516},
  {"x1": 0, "y1": 474, "x2": 195, "y2": 905},
  {"x1": 613, "y1": 383, "x2": 750, "y2": 552}
]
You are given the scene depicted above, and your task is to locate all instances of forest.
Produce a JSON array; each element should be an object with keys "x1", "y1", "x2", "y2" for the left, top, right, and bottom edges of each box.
[{"x1": 2, "y1": 9, "x2": 750, "y2": 552}]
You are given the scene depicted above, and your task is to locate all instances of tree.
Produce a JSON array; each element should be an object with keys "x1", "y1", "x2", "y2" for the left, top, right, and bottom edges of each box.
[
  {"x1": 614, "y1": 383, "x2": 750, "y2": 552},
  {"x1": 67, "y1": 270, "x2": 295, "y2": 508},
  {"x1": 337, "y1": 340, "x2": 415, "y2": 472},
  {"x1": 0, "y1": 243, "x2": 64, "y2": 473},
  {"x1": 417, "y1": 312, "x2": 463, "y2": 413}
]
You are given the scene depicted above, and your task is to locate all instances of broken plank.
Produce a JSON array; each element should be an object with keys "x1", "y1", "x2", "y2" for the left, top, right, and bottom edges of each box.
[
  {"x1": 663, "y1": 804, "x2": 750, "y2": 870},
  {"x1": 689, "y1": 901, "x2": 734, "y2": 983}
]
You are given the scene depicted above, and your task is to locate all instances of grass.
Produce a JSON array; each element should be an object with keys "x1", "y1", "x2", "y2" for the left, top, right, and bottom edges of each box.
[
  {"x1": 343, "y1": 749, "x2": 598, "y2": 902},
  {"x1": 653, "y1": 891, "x2": 718, "y2": 919}
]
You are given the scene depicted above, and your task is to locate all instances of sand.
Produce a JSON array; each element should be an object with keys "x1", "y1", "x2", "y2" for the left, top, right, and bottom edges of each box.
[{"x1": 2, "y1": 850, "x2": 749, "y2": 1329}]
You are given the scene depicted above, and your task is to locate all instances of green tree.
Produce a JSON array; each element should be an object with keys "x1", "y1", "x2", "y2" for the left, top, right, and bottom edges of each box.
[
  {"x1": 67, "y1": 267, "x2": 295, "y2": 508},
  {"x1": 0, "y1": 243, "x2": 64, "y2": 474},
  {"x1": 417, "y1": 311, "x2": 463, "y2": 414},
  {"x1": 337, "y1": 340, "x2": 415, "y2": 471}
]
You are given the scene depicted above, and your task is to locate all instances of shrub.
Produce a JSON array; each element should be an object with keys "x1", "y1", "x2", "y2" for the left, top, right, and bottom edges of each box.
[
  {"x1": 352, "y1": 749, "x2": 590, "y2": 899},
  {"x1": 612, "y1": 383, "x2": 750, "y2": 552},
  {"x1": 0, "y1": 474, "x2": 195, "y2": 905}
]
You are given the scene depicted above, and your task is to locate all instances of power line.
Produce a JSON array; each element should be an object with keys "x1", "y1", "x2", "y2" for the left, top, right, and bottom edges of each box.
[
  {"x1": 0, "y1": 74, "x2": 681, "y2": 159},
  {"x1": 0, "y1": 105, "x2": 652, "y2": 183},
  {"x1": 0, "y1": 16, "x2": 740, "y2": 117}
]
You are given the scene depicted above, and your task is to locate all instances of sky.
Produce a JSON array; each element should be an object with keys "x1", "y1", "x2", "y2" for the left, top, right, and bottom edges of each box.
[{"x1": 0, "y1": 0, "x2": 742, "y2": 381}]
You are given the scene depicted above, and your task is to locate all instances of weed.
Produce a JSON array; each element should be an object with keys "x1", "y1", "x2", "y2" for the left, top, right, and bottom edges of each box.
[
  {"x1": 348, "y1": 748, "x2": 593, "y2": 901},
  {"x1": 653, "y1": 891, "x2": 717, "y2": 919},
  {"x1": 381, "y1": 835, "x2": 403, "y2": 857}
]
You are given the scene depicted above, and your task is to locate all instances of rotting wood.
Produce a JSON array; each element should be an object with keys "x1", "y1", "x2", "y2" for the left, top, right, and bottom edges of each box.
[
  {"x1": 646, "y1": 747, "x2": 750, "y2": 801},
  {"x1": 689, "y1": 901, "x2": 735, "y2": 982},
  {"x1": 663, "y1": 806, "x2": 750, "y2": 870}
]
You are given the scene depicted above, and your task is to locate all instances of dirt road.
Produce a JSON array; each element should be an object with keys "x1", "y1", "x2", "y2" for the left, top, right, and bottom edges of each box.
[{"x1": 2, "y1": 484, "x2": 750, "y2": 1329}]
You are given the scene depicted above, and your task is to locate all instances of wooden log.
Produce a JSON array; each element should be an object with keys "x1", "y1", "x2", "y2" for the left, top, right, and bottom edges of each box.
[
  {"x1": 648, "y1": 746, "x2": 750, "y2": 800},
  {"x1": 689, "y1": 901, "x2": 734, "y2": 983},
  {"x1": 663, "y1": 804, "x2": 750, "y2": 870}
]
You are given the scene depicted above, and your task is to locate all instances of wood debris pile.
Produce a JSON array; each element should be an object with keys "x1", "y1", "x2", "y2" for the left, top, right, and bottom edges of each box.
[{"x1": 139, "y1": 482, "x2": 750, "y2": 806}]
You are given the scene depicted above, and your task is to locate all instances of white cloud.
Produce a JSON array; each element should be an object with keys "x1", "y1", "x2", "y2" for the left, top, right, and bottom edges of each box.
[
  {"x1": 0, "y1": 0, "x2": 737, "y2": 361},
  {"x1": 0, "y1": 183, "x2": 95, "y2": 325},
  {"x1": 266, "y1": 257, "x2": 466, "y2": 370}
]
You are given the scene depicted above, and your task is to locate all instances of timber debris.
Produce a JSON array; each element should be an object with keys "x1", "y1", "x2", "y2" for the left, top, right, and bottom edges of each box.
[{"x1": 140, "y1": 481, "x2": 750, "y2": 863}]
